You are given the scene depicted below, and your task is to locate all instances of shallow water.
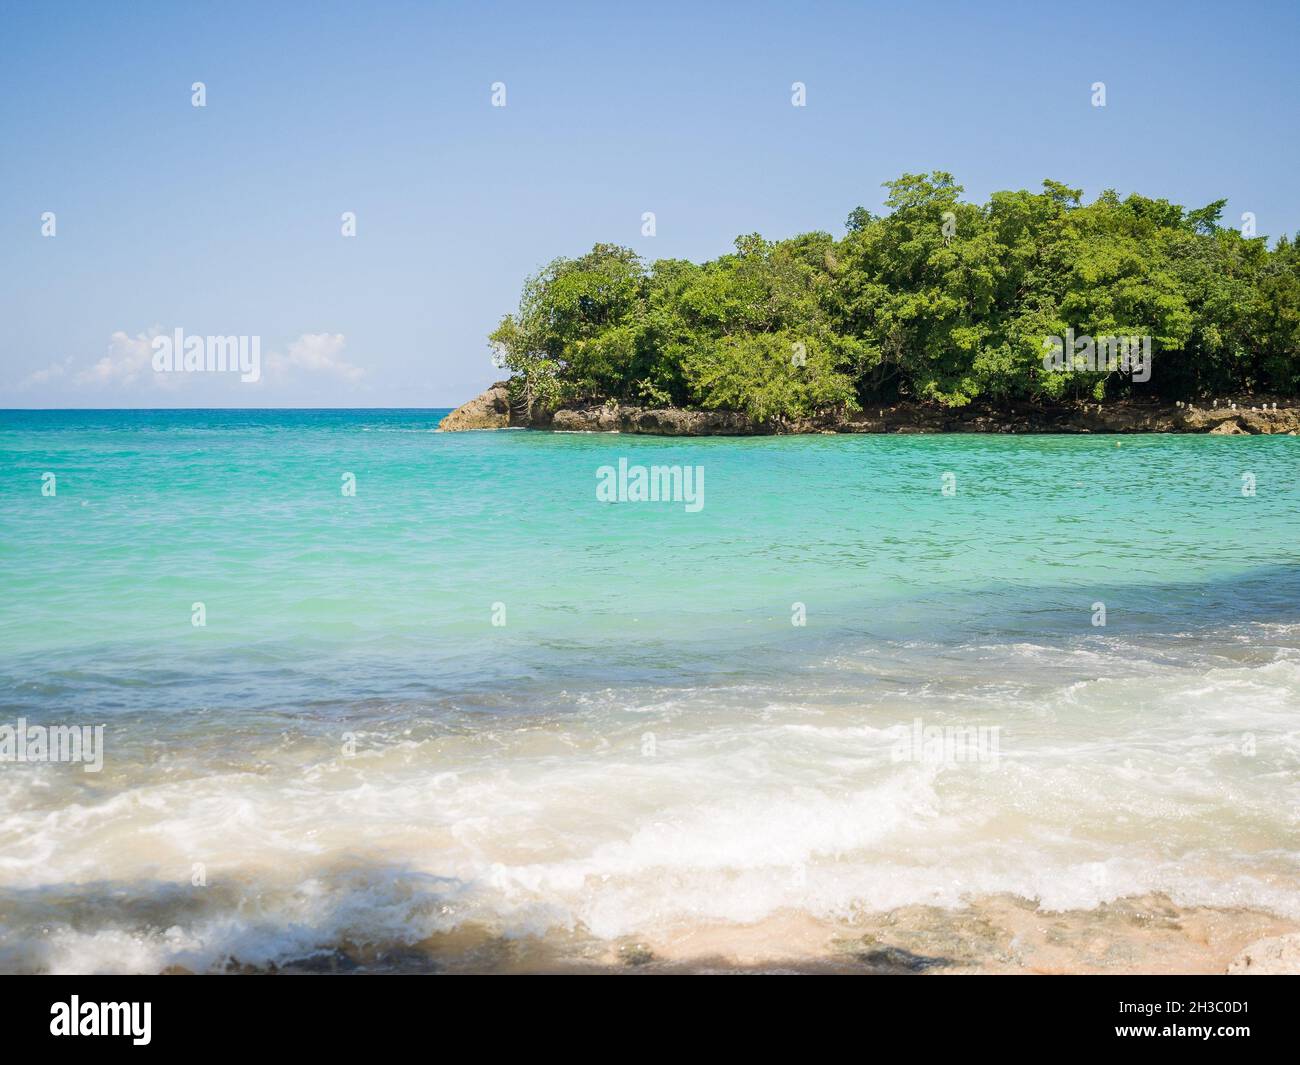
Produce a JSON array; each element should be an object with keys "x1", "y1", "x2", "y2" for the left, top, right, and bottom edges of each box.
[{"x1": 1, "y1": 410, "x2": 1297, "y2": 973}]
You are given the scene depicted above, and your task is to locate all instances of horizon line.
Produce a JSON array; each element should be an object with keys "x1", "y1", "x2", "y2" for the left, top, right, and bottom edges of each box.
[{"x1": 0, "y1": 406, "x2": 457, "y2": 413}]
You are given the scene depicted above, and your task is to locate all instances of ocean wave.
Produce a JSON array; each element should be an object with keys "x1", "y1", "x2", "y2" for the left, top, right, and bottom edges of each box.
[{"x1": 2, "y1": 634, "x2": 1297, "y2": 972}]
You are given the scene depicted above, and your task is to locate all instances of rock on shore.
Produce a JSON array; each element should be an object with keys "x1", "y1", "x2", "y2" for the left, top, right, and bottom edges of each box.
[
  {"x1": 438, "y1": 384, "x2": 1300, "y2": 436},
  {"x1": 436, "y1": 381, "x2": 512, "y2": 430},
  {"x1": 546, "y1": 405, "x2": 760, "y2": 435}
]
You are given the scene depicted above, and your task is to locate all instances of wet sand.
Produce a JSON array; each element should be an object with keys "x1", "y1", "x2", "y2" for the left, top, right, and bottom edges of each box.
[{"x1": 214, "y1": 894, "x2": 1300, "y2": 975}]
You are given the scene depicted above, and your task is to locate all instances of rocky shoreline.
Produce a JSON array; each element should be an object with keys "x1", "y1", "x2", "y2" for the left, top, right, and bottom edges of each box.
[{"x1": 438, "y1": 382, "x2": 1300, "y2": 436}]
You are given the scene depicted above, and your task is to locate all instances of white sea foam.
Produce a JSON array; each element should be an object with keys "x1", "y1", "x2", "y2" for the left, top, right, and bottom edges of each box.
[{"x1": 2, "y1": 630, "x2": 1298, "y2": 973}]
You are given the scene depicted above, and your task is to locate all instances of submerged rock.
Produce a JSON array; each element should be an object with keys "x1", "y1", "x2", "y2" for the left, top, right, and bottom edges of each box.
[
  {"x1": 617, "y1": 942, "x2": 656, "y2": 967},
  {"x1": 848, "y1": 937, "x2": 949, "y2": 973}
]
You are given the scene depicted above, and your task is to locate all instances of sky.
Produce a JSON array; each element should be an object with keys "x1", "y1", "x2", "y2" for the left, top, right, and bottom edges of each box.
[{"x1": 2, "y1": 0, "x2": 1298, "y2": 408}]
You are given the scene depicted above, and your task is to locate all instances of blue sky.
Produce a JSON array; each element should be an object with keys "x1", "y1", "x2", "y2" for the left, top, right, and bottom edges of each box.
[{"x1": 2, "y1": 0, "x2": 1298, "y2": 408}]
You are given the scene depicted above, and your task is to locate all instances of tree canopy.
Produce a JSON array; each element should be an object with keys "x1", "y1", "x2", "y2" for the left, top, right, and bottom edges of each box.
[{"x1": 490, "y1": 173, "x2": 1300, "y2": 422}]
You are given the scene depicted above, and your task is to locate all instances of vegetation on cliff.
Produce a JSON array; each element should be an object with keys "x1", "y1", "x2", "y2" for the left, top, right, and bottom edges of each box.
[{"x1": 488, "y1": 173, "x2": 1300, "y2": 423}]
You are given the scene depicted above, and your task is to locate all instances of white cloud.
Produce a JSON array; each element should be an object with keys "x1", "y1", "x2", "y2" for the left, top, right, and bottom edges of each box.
[
  {"x1": 73, "y1": 328, "x2": 164, "y2": 387},
  {"x1": 18, "y1": 356, "x2": 73, "y2": 388},
  {"x1": 265, "y1": 333, "x2": 364, "y2": 382},
  {"x1": 14, "y1": 329, "x2": 364, "y2": 393}
]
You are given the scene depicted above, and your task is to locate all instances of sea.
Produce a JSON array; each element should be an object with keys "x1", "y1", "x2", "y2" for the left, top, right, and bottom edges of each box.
[{"x1": 1, "y1": 409, "x2": 1297, "y2": 972}]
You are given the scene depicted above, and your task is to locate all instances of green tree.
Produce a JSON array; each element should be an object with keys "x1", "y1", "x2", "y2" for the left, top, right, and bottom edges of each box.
[{"x1": 491, "y1": 173, "x2": 1298, "y2": 417}]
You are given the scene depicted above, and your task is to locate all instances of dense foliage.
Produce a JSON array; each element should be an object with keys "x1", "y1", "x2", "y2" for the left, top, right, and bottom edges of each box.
[{"x1": 490, "y1": 173, "x2": 1300, "y2": 421}]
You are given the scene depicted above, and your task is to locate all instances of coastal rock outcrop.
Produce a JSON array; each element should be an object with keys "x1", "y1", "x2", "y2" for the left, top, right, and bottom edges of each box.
[
  {"x1": 437, "y1": 384, "x2": 1300, "y2": 437},
  {"x1": 1208, "y1": 418, "x2": 1248, "y2": 435},
  {"x1": 543, "y1": 404, "x2": 761, "y2": 435},
  {"x1": 436, "y1": 382, "x2": 512, "y2": 431},
  {"x1": 1185, "y1": 405, "x2": 1300, "y2": 434}
]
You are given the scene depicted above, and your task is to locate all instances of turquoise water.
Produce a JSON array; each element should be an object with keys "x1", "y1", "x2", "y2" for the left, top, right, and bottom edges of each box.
[{"x1": 1, "y1": 409, "x2": 1298, "y2": 972}]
